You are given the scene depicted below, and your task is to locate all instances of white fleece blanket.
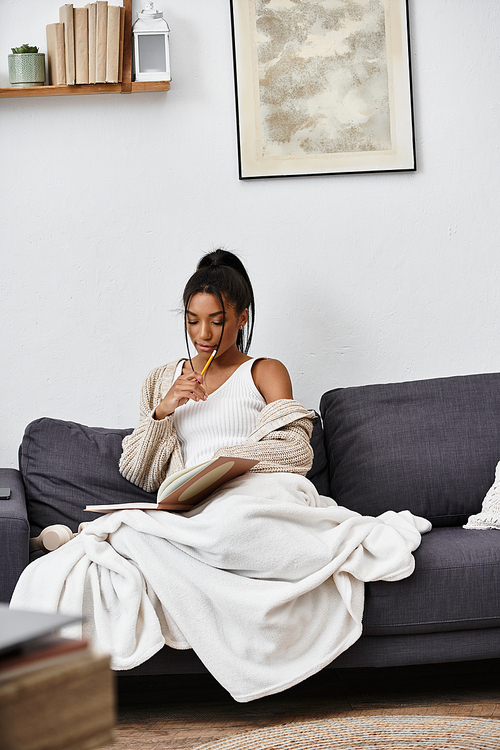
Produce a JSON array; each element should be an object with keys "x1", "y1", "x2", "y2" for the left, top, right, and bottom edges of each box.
[{"x1": 11, "y1": 473, "x2": 431, "y2": 702}]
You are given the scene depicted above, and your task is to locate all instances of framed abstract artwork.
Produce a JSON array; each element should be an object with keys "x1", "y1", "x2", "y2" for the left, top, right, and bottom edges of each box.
[{"x1": 230, "y1": 0, "x2": 416, "y2": 179}]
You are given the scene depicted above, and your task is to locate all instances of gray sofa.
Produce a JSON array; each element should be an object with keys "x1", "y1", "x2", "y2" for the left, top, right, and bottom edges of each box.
[{"x1": 2, "y1": 372, "x2": 500, "y2": 676}]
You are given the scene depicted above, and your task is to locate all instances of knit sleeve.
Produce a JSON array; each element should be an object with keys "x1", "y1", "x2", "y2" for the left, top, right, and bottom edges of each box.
[
  {"x1": 118, "y1": 365, "x2": 183, "y2": 493},
  {"x1": 212, "y1": 412, "x2": 314, "y2": 476}
]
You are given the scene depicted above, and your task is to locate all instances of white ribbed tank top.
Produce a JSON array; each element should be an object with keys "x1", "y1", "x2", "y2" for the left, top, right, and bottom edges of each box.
[{"x1": 173, "y1": 358, "x2": 266, "y2": 468}]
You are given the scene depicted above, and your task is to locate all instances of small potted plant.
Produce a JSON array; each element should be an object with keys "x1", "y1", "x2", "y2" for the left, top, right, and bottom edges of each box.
[{"x1": 8, "y1": 44, "x2": 45, "y2": 87}]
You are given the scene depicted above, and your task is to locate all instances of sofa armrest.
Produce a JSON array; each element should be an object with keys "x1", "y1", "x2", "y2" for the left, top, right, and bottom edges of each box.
[{"x1": 0, "y1": 469, "x2": 29, "y2": 603}]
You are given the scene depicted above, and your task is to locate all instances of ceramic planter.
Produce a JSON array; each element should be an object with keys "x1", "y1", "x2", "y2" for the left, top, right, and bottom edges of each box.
[{"x1": 8, "y1": 53, "x2": 45, "y2": 87}]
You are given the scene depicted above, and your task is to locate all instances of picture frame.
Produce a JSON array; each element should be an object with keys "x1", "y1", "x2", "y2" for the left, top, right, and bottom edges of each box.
[{"x1": 230, "y1": 0, "x2": 416, "y2": 180}]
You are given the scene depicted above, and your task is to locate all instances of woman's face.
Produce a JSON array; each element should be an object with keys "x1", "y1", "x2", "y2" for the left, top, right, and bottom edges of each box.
[{"x1": 186, "y1": 293, "x2": 248, "y2": 360}]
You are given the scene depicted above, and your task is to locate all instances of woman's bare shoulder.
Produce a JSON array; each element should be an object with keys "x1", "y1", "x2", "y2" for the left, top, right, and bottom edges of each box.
[{"x1": 251, "y1": 358, "x2": 293, "y2": 403}]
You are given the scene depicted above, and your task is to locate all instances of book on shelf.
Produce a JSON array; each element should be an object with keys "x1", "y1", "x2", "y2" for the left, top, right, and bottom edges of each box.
[
  {"x1": 106, "y1": 3, "x2": 121, "y2": 83},
  {"x1": 118, "y1": 5, "x2": 126, "y2": 81},
  {"x1": 47, "y1": 2, "x2": 124, "y2": 88},
  {"x1": 86, "y1": 455, "x2": 259, "y2": 513},
  {"x1": 59, "y1": 4, "x2": 76, "y2": 85},
  {"x1": 46, "y1": 22, "x2": 66, "y2": 85},
  {"x1": 86, "y1": 2, "x2": 97, "y2": 83},
  {"x1": 74, "y1": 6, "x2": 89, "y2": 84},
  {"x1": 95, "y1": 0, "x2": 108, "y2": 83}
]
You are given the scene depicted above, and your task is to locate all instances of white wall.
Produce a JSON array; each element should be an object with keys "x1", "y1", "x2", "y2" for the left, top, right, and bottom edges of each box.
[{"x1": 1, "y1": 1, "x2": 500, "y2": 467}]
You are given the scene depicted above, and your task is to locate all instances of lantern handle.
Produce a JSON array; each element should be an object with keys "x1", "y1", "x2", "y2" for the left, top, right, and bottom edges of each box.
[{"x1": 138, "y1": 2, "x2": 163, "y2": 19}]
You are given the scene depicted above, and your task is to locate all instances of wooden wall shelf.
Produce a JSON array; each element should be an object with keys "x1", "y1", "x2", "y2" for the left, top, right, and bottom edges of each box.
[
  {"x1": 0, "y1": 0, "x2": 170, "y2": 99},
  {"x1": 0, "y1": 81, "x2": 170, "y2": 98}
]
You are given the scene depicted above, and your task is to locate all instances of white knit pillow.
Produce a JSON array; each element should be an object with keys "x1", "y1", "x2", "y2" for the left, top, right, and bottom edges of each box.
[{"x1": 463, "y1": 460, "x2": 500, "y2": 529}]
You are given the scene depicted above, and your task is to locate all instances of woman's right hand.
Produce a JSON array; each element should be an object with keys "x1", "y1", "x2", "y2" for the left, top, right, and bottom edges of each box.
[{"x1": 154, "y1": 371, "x2": 207, "y2": 420}]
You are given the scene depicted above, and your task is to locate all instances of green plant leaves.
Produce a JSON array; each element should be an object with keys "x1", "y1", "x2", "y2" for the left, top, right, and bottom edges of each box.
[{"x1": 11, "y1": 44, "x2": 39, "y2": 54}]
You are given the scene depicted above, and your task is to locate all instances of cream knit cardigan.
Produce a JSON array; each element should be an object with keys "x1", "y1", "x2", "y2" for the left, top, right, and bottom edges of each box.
[{"x1": 119, "y1": 359, "x2": 316, "y2": 493}]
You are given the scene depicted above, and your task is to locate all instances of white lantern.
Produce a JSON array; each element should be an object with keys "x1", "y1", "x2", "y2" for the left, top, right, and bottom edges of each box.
[{"x1": 132, "y1": 2, "x2": 171, "y2": 82}]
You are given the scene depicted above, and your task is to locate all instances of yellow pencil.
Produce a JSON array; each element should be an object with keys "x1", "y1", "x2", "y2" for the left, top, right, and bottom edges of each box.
[{"x1": 200, "y1": 349, "x2": 217, "y2": 378}]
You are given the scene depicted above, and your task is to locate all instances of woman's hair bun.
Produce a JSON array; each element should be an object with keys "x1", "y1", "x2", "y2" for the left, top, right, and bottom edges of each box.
[{"x1": 197, "y1": 248, "x2": 243, "y2": 273}]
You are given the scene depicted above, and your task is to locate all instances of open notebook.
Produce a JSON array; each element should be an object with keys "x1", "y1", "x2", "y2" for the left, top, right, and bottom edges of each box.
[{"x1": 85, "y1": 455, "x2": 259, "y2": 513}]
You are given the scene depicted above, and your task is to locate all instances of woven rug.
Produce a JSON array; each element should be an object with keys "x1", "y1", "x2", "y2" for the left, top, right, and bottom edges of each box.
[{"x1": 191, "y1": 715, "x2": 500, "y2": 750}]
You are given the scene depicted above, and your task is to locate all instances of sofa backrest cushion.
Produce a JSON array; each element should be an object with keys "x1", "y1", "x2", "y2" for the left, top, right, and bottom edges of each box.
[
  {"x1": 20, "y1": 419, "x2": 152, "y2": 535},
  {"x1": 307, "y1": 411, "x2": 330, "y2": 496},
  {"x1": 20, "y1": 414, "x2": 328, "y2": 536},
  {"x1": 320, "y1": 372, "x2": 500, "y2": 526}
]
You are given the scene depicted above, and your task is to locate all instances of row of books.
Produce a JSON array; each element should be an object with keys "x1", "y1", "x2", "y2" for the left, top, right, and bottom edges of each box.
[{"x1": 46, "y1": 2, "x2": 125, "y2": 86}]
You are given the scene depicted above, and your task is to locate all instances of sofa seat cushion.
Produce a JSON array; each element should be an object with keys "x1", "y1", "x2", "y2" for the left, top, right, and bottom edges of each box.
[
  {"x1": 320, "y1": 372, "x2": 500, "y2": 525},
  {"x1": 363, "y1": 527, "x2": 500, "y2": 635}
]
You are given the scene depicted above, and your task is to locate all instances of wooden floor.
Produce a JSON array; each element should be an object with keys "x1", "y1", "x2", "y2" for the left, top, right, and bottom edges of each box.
[{"x1": 101, "y1": 659, "x2": 500, "y2": 749}]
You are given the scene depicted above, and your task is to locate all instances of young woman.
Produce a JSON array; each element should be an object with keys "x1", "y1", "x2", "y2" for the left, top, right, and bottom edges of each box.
[
  {"x1": 118, "y1": 248, "x2": 315, "y2": 493},
  {"x1": 11, "y1": 249, "x2": 429, "y2": 703}
]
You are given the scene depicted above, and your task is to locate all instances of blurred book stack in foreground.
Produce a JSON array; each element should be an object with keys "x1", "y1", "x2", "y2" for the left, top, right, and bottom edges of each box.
[{"x1": 0, "y1": 605, "x2": 115, "y2": 750}]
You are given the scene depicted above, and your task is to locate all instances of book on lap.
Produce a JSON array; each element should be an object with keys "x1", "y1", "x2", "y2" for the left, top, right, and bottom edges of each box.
[{"x1": 85, "y1": 456, "x2": 259, "y2": 513}]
